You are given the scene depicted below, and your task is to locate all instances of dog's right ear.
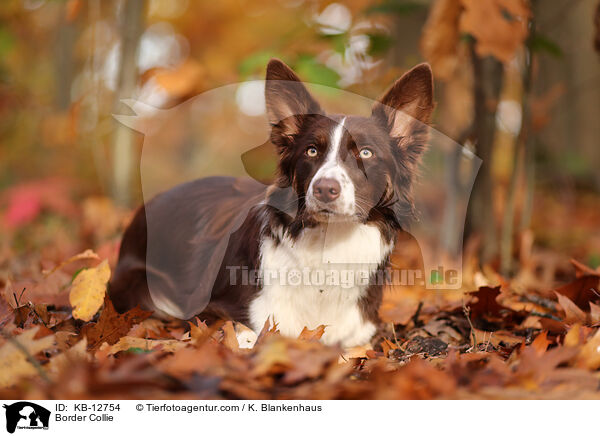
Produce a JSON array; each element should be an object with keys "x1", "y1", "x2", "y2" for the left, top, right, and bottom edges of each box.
[{"x1": 265, "y1": 59, "x2": 322, "y2": 148}]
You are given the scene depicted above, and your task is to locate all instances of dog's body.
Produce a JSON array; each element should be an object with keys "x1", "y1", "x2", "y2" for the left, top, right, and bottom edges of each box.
[{"x1": 109, "y1": 59, "x2": 434, "y2": 348}]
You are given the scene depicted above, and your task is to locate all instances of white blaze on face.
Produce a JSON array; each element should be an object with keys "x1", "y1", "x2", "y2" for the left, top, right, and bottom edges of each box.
[{"x1": 306, "y1": 117, "x2": 356, "y2": 215}]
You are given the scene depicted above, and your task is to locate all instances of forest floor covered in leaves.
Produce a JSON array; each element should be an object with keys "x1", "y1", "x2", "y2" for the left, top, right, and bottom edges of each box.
[{"x1": 2, "y1": 178, "x2": 600, "y2": 399}]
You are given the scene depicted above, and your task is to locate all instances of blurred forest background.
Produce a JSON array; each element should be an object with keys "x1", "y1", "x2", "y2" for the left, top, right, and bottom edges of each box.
[
  {"x1": 1, "y1": 0, "x2": 599, "y2": 280},
  {"x1": 3, "y1": 0, "x2": 600, "y2": 400}
]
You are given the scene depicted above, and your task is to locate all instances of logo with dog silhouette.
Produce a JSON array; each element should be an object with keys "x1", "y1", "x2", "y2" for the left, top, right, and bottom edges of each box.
[{"x1": 3, "y1": 402, "x2": 50, "y2": 433}]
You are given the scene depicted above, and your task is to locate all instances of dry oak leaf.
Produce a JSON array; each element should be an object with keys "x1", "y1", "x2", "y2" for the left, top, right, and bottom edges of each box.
[
  {"x1": 468, "y1": 285, "x2": 505, "y2": 320},
  {"x1": 102, "y1": 336, "x2": 187, "y2": 355},
  {"x1": 0, "y1": 326, "x2": 55, "y2": 388},
  {"x1": 513, "y1": 344, "x2": 579, "y2": 389},
  {"x1": 0, "y1": 296, "x2": 15, "y2": 329},
  {"x1": 379, "y1": 289, "x2": 421, "y2": 325},
  {"x1": 158, "y1": 341, "x2": 246, "y2": 379},
  {"x1": 298, "y1": 325, "x2": 326, "y2": 341},
  {"x1": 555, "y1": 292, "x2": 588, "y2": 325},
  {"x1": 554, "y1": 277, "x2": 600, "y2": 311},
  {"x1": 42, "y1": 248, "x2": 100, "y2": 276},
  {"x1": 473, "y1": 328, "x2": 524, "y2": 348},
  {"x1": 187, "y1": 318, "x2": 225, "y2": 346},
  {"x1": 529, "y1": 331, "x2": 551, "y2": 356},
  {"x1": 252, "y1": 337, "x2": 291, "y2": 377},
  {"x1": 69, "y1": 259, "x2": 111, "y2": 321},
  {"x1": 575, "y1": 328, "x2": 600, "y2": 370},
  {"x1": 381, "y1": 338, "x2": 399, "y2": 356},
  {"x1": 342, "y1": 344, "x2": 373, "y2": 361},
  {"x1": 563, "y1": 324, "x2": 590, "y2": 348},
  {"x1": 571, "y1": 258, "x2": 600, "y2": 278},
  {"x1": 81, "y1": 295, "x2": 152, "y2": 351},
  {"x1": 13, "y1": 302, "x2": 50, "y2": 330},
  {"x1": 251, "y1": 335, "x2": 340, "y2": 385},
  {"x1": 459, "y1": 0, "x2": 530, "y2": 63},
  {"x1": 47, "y1": 338, "x2": 89, "y2": 375},
  {"x1": 220, "y1": 321, "x2": 240, "y2": 352},
  {"x1": 187, "y1": 317, "x2": 210, "y2": 342},
  {"x1": 590, "y1": 302, "x2": 600, "y2": 325}
]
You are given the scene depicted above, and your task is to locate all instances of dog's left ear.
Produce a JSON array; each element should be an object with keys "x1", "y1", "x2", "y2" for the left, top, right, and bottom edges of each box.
[
  {"x1": 265, "y1": 58, "x2": 322, "y2": 149},
  {"x1": 372, "y1": 63, "x2": 434, "y2": 164}
]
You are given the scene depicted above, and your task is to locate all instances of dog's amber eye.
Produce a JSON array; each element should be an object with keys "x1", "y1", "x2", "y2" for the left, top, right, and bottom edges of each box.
[
  {"x1": 359, "y1": 148, "x2": 373, "y2": 159},
  {"x1": 306, "y1": 146, "x2": 318, "y2": 157}
]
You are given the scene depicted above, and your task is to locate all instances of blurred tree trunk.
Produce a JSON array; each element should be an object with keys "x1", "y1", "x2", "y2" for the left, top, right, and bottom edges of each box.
[
  {"x1": 469, "y1": 52, "x2": 503, "y2": 264},
  {"x1": 55, "y1": 5, "x2": 76, "y2": 111},
  {"x1": 111, "y1": 0, "x2": 146, "y2": 206},
  {"x1": 595, "y1": 1, "x2": 600, "y2": 54},
  {"x1": 501, "y1": 6, "x2": 537, "y2": 275},
  {"x1": 535, "y1": 0, "x2": 600, "y2": 192},
  {"x1": 566, "y1": 0, "x2": 600, "y2": 191},
  {"x1": 501, "y1": 54, "x2": 533, "y2": 276}
]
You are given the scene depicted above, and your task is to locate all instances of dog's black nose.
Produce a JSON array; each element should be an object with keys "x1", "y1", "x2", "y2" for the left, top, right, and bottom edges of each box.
[{"x1": 313, "y1": 178, "x2": 341, "y2": 203}]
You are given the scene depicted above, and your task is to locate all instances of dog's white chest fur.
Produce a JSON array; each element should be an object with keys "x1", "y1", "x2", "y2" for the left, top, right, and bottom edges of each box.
[{"x1": 248, "y1": 222, "x2": 392, "y2": 347}]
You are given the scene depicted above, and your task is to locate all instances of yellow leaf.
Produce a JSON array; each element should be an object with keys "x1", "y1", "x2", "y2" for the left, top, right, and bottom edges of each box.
[
  {"x1": 69, "y1": 259, "x2": 111, "y2": 321},
  {"x1": 564, "y1": 324, "x2": 581, "y2": 348},
  {"x1": 0, "y1": 327, "x2": 55, "y2": 388}
]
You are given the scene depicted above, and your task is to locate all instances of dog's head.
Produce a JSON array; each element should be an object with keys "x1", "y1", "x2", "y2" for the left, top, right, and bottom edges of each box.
[{"x1": 265, "y1": 59, "x2": 434, "y2": 229}]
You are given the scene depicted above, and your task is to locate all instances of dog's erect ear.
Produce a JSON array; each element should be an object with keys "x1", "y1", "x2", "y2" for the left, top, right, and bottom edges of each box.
[
  {"x1": 372, "y1": 63, "x2": 434, "y2": 165},
  {"x1": 265, "y1": 59, "x2": 322, "y2": 148}
]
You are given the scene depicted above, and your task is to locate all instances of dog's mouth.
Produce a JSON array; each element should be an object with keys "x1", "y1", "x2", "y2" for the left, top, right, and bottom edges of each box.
[
  {"x1": 304, "y1": 189, "x2": 364, "y2": 222},
  {"x1": 308, "y1": 207, "x2": 360, "y2": 223}
]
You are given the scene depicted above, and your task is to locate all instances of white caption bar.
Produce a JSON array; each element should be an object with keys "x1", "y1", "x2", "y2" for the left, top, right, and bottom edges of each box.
[{"x1": 0, "y1": 400, "x2": 594, "y2": 435}]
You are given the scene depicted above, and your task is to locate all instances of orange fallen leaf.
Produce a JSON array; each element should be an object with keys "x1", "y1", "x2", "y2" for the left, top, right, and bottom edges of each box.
[
  {"x1": 298, "y1": 325, "x2": 326, "y2": 341},
  {"x1": 102, "y1": 336, "x2": 187, "y2": 355},
  {"x1": 222, "y1": 320, "x2": 239, "y2": 351},
  {"x1": 590, "y1": 302, "x2": 600, "y2": 325},
  {"x1": 468, "y1": 285, "x2": 505, "y2": 319},
  {"x1": 81, "y1": 295, "x2": 152, "y2": 351},
  {"x1": 530, "y1": 331, "x2": 551, "y2": 356},
  {"x1": 575, "y1": 329, "x2": 600, "y2": 370},
  {"x1": 555, "y1": 291, "x2": 588, "y2": 325}
]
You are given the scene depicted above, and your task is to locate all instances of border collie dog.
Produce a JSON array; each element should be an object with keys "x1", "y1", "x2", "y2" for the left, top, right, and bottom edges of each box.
[{"x1": 109, "y1": 59, "x2": 434, "y2": 348}]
